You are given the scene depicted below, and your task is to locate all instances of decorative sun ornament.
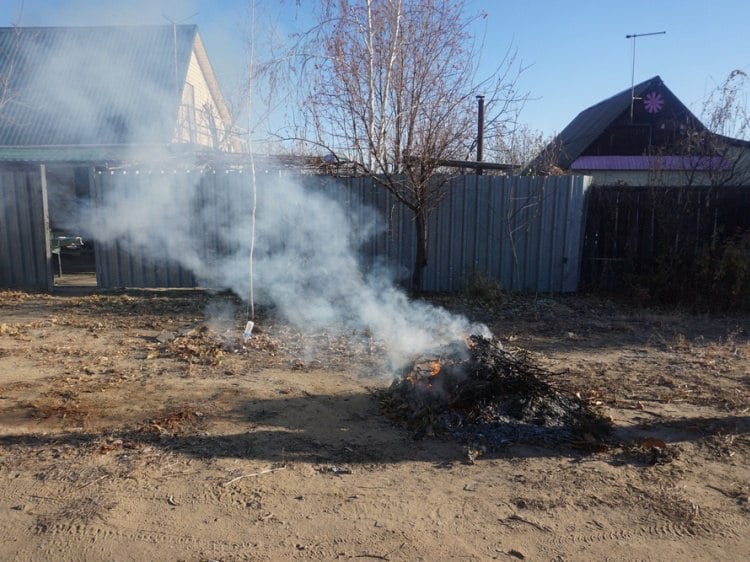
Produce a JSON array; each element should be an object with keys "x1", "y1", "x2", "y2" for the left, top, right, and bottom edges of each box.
[{"x1": 643, "y1": 91, "x2": 665, "y2": 113}]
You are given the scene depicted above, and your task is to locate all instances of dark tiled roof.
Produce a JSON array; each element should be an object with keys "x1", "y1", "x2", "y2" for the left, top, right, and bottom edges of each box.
[{"x1": 0, "y1": 25, "x2": 196, "y2": 146}]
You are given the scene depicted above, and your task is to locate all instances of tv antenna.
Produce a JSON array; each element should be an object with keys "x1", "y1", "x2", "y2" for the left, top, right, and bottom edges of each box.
[
  {"x1": 162, "y1": 12, "x2": 199, "y2": 103},
  {"x1": 626, "y1": 30, "x2": 666, "y2": 121}
]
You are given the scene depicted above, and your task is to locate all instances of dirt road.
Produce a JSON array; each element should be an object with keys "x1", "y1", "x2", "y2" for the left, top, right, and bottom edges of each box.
[{"x1": 0, "y1": 290, "x2": 748, "y2": 561}]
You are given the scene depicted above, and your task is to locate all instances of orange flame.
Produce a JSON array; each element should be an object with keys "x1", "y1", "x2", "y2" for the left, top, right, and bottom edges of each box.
[{"x1": 429, "y1": 360, "x2": 442, "y2": 377}]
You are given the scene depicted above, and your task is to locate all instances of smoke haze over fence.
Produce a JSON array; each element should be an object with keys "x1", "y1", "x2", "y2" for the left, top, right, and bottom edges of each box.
[
  {"x1": 0, "y1": 20, "x2": 487, "y2": 370},
  {"x1": 88, "y1": 169, "x2": 488, "y2": 370}
]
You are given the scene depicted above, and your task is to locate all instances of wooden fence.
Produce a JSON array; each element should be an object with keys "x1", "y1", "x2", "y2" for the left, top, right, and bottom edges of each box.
[{"x1": 581, "y1": 184, "x2": 750, "y2": 305}]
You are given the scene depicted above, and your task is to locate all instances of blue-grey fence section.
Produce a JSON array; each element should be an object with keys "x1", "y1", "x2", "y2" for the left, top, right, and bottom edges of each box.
[
  {"x1": 92, "y1": 169, "x2": 196, "y2": 288},
  {"x1": 1, "y1": 165, "x2": 591, "y2": 293},
  {"x1": 319, "y1": 174, "x2": 592, "y2": 293},
  {"x1": 0, "y1": 166, "x2": 52, "y2": 290}
]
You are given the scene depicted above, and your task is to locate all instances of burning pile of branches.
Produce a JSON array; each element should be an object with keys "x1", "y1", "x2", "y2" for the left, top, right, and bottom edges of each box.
[{"x1": 381, "y1": 335, "x2": 611, "y2": 446}]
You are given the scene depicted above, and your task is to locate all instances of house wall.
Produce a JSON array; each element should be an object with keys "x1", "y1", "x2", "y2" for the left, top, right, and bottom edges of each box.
[
  {"x1": 579, "y1": 170, "x2": 720, "y2": 186},
  {"x1": 174, "y1": 50, "x2": 232, "y2": 151}
]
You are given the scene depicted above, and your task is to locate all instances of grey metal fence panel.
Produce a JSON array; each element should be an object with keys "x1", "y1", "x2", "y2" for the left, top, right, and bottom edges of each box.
[
  {"x1": 383, "y1": 174, "x2": 591, "y2": 293},
  {"x1": 311, "y1": 174, "x2": 591, "y2": 293},
  {"x1": 562, "y1": 176, "x2": 589, "y2": 292},
  {"x1": 0, "y1": 162, "x2": 590, "y2": 292},
  {"x1": 0, "y1": 167, "x2": 52, "y2": 290},
  {"x1": 93, "y1": 169, "x2": 197, "y2": 289},
  {"x1": 86, "y1": 168, "x2": 590, "y2": 293}
]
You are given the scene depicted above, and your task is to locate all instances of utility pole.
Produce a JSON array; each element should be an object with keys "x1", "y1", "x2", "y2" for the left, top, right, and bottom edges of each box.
[{"x1": 626, "y1": 31, "x2": 666, "y2": 121}]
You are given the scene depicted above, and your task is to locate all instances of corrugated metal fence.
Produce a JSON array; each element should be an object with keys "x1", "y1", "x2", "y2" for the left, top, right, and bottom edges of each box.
[
  {"x1": 428, "y1": 175, "x2": 589, "y2": 292},
  {"x1": 0, "y1": 166, "x2": 51, "y2": 290},
  {"x1": 1, "y1": 165, "x2": 592, "y2": 293},
  {"x1": 317, "y1": 174, "x2": 591, "y2": 292},
  {"x1": 94, "y1": 169, "x2": 194, "y2": 289}
]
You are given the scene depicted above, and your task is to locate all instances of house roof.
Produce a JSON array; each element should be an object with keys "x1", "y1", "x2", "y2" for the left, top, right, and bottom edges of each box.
[
  {"x1": 544, "y1": 76, "x2": 703, "y2": 169},
  {"x1": 0, "y1": 25, "x2": 198, "y2": 148}
]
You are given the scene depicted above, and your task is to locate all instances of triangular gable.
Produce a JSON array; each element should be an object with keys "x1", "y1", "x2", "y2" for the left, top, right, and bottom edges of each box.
[
  {"x1": 542, "y1": 76, "x2": 706, "y2": 170},
  {"x1": 173, "y1": 31, "x2": 240, "y2": 152},
  {"x1": 191, "y1": 32, "x2": 234, "y2": 135}
]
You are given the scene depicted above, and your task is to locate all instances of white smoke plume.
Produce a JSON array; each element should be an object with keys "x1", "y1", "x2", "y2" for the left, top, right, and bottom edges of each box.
[
  {"x1": 1, "y1": 19, "x2": 488, "y2": 372},
  {"x1": 86, "y1": 169, "x2": 489, "y2": 370}
]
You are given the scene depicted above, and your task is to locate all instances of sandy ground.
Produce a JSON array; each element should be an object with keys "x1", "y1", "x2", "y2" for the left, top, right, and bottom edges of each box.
[{"x1": 0, "y1": 288, "x2": 748, "y2": 561}]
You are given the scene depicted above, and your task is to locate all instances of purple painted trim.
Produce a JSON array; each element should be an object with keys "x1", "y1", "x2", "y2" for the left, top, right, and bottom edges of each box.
[{"x1": 570, "y1": 155, "x2": 732, "y2": 171}]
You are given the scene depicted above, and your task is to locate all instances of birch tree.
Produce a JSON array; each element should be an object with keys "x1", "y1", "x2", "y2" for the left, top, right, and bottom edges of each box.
[{"x1": 262, "y1": 0, "x2": 527, "y2": 290}]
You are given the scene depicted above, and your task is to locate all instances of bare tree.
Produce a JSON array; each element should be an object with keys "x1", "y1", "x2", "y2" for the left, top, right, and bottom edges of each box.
[
  {"x1": 259, "y1": 0, "x2": 527, "y2": 290},
  {"x1": 697, "y1": 69, "x2": 750, "y2": 186},
  {"x1": 489, "y1": 123, "x2": 557, "y2": 173},
  {"x1": 647, "y1": 70, "x2": 750, "y2": 187},
  {"x1": 703, "y1": 70, "x2": 749, "y2": 141}
]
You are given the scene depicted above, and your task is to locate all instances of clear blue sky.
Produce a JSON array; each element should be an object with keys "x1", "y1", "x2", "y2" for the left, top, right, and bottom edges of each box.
[{"x1": 2, "y1": 0, "x2": 749, "y2": 138}]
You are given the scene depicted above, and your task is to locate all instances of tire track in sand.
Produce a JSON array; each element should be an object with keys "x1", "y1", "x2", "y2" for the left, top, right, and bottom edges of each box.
[{"x1": 546, "y1": 515, "x2": 745, "y2": 548}]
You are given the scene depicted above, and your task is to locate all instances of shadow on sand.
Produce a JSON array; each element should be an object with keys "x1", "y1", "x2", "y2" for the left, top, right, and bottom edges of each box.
[{"x1": 1, "y1": 389, "x2": 747, "y2": 467}]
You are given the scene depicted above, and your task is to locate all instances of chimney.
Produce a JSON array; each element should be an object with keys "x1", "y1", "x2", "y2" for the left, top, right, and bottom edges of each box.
[{"x1": 476, "y1": 95, "x2": 485, "y2": 175}]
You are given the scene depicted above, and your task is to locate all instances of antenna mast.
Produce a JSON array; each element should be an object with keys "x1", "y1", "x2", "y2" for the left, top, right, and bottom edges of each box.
[
  {"x1": 162, "y1": 12, "x2": 200, "y2": 105},
  {"x1": 626, "y1": 30, "x2": 666, "y2": 121}
]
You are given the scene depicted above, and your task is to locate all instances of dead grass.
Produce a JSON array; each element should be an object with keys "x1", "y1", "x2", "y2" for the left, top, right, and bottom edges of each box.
[
  {"x1": 35, "y1": 495, "x2": 117, "y2": 533},
  {"x1": 25, "y1": 391, "x2": 89, "y2": 426},
  {"x1": 1, "y1": 290, "x2": 749, "y2": 560},
  {"x1": 138, "y1": 405, "x2": 209, "y2": 435}
]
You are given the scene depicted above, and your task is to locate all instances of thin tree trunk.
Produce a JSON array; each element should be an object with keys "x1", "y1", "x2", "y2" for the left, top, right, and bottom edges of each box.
[{"x1": 411, "y1": 208, "x2": 428, "y2": 291}]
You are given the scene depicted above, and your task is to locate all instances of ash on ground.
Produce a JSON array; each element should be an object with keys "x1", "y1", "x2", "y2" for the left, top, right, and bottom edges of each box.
[{"x1": 380, "y1": 335, "x2": 611, "y2": 449}]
